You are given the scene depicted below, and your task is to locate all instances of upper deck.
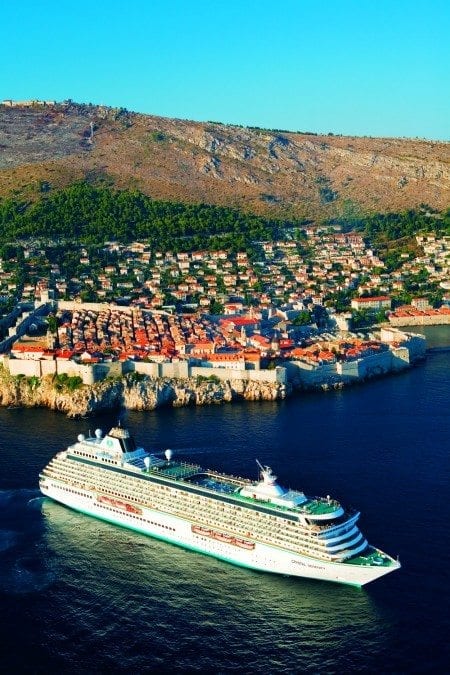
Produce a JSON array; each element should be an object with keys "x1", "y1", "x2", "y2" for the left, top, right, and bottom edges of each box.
[
  {"x1": 64, "y1": 428, "x2": 346, "y2": 524},
  {"x1": 185, "y1": 471, "x2": 344, "y2": 522}
]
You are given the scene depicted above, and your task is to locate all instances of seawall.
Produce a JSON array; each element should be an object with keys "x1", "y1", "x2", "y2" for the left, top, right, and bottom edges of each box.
[{"x1": 388, "y1": 315, "x2": 450, "y2": 327}]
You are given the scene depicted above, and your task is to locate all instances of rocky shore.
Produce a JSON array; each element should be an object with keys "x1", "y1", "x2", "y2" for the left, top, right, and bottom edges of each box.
[{"x1": 0, "y1": 368, "x2": 290, "y2": 417}]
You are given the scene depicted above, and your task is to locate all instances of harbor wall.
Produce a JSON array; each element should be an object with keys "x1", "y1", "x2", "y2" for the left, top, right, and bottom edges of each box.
[
  {"x1": 388, "y1": 315, "x2": 450, "y2": 327},
  {"x1": 379, "y1": 328, "x2": 427, "y2": 361},
  {"x1": 285, "y1": 347, "x2": 412, "y2": 389}
]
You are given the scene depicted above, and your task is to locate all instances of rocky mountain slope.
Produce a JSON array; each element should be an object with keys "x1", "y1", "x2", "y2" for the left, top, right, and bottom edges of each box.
[{"x1": 0, "y1": 102, "x2": 448, "y2": 218}]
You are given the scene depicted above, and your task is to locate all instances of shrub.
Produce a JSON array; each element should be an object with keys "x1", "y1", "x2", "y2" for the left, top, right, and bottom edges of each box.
[
  {"x1": 27, "y1": 375, "x2": 40, "y2": 389},
  {"x1": 54, "y1": 373, "x2": 83, "y2": 391}
]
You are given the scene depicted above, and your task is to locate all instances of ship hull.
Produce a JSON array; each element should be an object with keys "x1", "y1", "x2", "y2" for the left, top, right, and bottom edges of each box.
[{"x1": 40, "y1": 481, "x2": 399, "y2": 587}]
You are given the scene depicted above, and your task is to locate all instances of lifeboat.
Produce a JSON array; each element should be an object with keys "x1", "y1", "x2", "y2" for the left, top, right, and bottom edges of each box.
[
  {"x1": 191, "y1": 525, "x2": 212, "y2": 536},
  {"x1": 97, "y1": 495, "x2": 142, "y2": 515},
  {"x1": 234, "y1": 538, "x2": 255, "y2": 550},
  {"x1": 213, "y1": 532, "x2": 235, "y2": 544}
]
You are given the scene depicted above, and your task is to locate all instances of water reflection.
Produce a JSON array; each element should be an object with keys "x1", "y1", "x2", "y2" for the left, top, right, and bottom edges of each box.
[{"x1": 40, "y1": 499, "x2": 385, "y2": 673}]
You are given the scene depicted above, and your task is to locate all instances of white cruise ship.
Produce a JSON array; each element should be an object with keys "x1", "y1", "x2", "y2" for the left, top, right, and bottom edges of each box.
[{"x1": 39, "y1": 426, "x2": 400, "y2": 586}]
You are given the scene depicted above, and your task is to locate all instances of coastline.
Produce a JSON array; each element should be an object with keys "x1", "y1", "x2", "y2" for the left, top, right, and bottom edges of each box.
[
  {"x1": 0, "y1": 357, "x2": 422, "y2": 417},
  {"x1": 1, "y1": 325, "x2": 446, "y2": 417},
  {"x1": 0, "y1": 369, "x2": 290, "y2": 417}
]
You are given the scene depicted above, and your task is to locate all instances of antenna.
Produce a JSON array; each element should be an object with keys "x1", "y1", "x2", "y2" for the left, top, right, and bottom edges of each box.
[
  {"x1": 117, "y1": 408, "x2": 127, "y2": 427},
  {"x1": 256, "y1": 459, "x2": 265, "y2": 473}
]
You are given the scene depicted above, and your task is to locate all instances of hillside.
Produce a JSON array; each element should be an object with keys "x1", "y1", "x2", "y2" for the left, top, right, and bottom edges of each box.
[{"x1": 0, "y1": 101, "x2": 449, "y2": 219}]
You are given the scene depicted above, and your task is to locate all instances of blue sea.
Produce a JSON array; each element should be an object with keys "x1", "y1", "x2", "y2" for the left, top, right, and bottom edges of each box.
[{"x1": 0, "y1": 326, "x2": 449, "y2": 673}]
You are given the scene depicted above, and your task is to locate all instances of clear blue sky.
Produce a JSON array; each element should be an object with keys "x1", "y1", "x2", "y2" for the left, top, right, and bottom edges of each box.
[{"x1": 1, "y1": 0, "x2": 449, "y2": 140}]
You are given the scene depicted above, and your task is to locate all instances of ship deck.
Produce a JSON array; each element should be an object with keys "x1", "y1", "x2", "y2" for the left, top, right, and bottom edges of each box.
[
  {"x1": 186, "y1": 472, "x2": 340, "y2": 518},
  {"x1": 346, "y1": 549, "x2": 395, "y2": 567},
  {"x1": 190, "y1": 475, "x2": 238, "y2": 495},
  {"x1": 303, "y1": 500, "x2": 341, "y2": 516},
  {"x1": 149, "y1": 462, "x2": 202, "y2": 480}
]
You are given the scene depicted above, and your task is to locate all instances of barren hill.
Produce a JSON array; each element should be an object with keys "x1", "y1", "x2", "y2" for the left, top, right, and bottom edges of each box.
[{"x1": 0, "y1": 102, "x2": 449, "y2": 218}]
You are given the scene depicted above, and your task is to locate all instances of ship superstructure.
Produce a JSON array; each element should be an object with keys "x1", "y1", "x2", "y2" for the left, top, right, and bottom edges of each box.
[{"x1": 39, "y1": 426, "x2": 400, "y2": 586}]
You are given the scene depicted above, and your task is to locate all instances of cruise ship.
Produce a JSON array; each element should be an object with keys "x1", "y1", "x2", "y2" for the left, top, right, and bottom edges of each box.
[{"x1": 39, "y1": 426, "x2": 400, "y2": 586}]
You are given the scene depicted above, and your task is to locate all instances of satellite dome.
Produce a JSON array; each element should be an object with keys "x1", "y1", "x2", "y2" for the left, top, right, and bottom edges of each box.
[
  {"x1": 95, "y1": 428, "x2": 103, "y2": 439},
  {"x1": 165, "y1": 449, "x2": 173, "y2": 462},
  {"x1": 77, "y1": 434, "x2": 85, "y2": 442}
]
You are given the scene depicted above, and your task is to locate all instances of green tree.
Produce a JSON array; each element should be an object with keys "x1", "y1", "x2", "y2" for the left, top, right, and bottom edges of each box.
[
  {"x1": 291, "y1": 311, "x2": 311, "y2": 326},
  {"x1": 209, "y1": 299, "x2": 224, "y2": 314}
]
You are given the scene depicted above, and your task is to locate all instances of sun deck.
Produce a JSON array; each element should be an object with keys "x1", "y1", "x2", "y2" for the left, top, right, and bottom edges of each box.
[
  {"x1": 184, "y1": 472, "x2": 343, "y2": 519},
  {"x1": 150, "y1": 461, "x2": 202, "y2": 480},
  {"x1": 304, "y1": 499, "x2": 341, "y2": 516},
  {"x1": 346, "y1": 548, "x2": 396, "y2": 567},
  {"x1": 189, "y1": 474, "x2": 239, "y2": 495}
]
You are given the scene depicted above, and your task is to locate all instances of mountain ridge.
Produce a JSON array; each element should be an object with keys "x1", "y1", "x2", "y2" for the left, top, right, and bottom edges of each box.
[{"x1": 0, "y1": 101, "x2": 448, "y2": 219}]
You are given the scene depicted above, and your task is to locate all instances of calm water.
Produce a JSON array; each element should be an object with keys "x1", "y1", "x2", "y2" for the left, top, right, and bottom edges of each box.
[{"x1": 0, "y1": 328, "x2": 449, "y2": 673}]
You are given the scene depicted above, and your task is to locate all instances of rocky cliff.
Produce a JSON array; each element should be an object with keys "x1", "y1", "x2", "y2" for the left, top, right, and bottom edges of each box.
[
  {"x1": 0, "y1": 102, "x2": 448, "y2": 219},
  {"x1": 0, "y1": 368, "x2": 290, "y2": 417}
]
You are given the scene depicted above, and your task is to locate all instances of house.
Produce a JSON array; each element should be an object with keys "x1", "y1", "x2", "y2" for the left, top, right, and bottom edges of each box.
[
  {"x1": 411, "y1": 297, "x2": 431, "y2": 310},
  {"x1": 351, "y1": 296, "x2": 391, "y2": 311}
]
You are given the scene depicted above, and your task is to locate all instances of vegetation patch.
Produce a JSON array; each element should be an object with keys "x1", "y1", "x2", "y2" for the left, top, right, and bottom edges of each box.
[
  {"x1": 196, "y1": 374, "x2": 221, "y2": 385},
  {"x1": 0, "y1": 182, "x2": 293, "y2": 253},
  {"x1": 126, "y1": 371, "x2": 146, "y2": 384},
  {"x1": 54, "y1": 373, "x2": 83, "y2": 391}
]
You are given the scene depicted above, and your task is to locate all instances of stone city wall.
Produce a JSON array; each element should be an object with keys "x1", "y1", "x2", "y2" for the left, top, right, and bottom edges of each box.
[
  {"x1": 5, "y1": 355, "x2": 286, "y2": 385},
  {"x1": 389, "y1": 314, "x2": 450, "y2": 327},
  {"x1": 285, "y1": 348, "x2": 410, "y2": 389}
]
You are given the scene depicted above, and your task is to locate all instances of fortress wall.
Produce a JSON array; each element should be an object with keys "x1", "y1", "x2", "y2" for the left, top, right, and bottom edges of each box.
[
  {"x1": 133, "y1": 361, "x2": 161, "y2": 377},
  {"x1": 199, "y1": 359, "x2": 246, "y2": 371},
  {"x1": 56, "y1": 360, "x2": 96, "y2": 384},
  {"x1": 160, "y1": 361, "x2": 190, "y2": 379},
  {"x1": 380, "y1": 327, "x2": 409, "y2": 343},
  {"x1": 132, "y1": 360, "x2": 195, "y2": 379},
  {"x1": 41, "y1": 360, "x2": 57, "y2": 377},
  {"x1": 355, "y1": 350, "x2": 393, "y2": 378},
  {"x1": 7, "y1": 358, "x2": 42, "y2": 377},
  {"x1": 5, "y1": 356, "x2": 97, "y2": 390},
  {"x1": 189, "y1": 365, "x2": 284, "y2": 384},
  {"x1": 389, "y1": 346, "x2": 411, "y2": 370},
  {"x1": 336, "y1": 360, "x2": 359, "y2": 378},
  {"x1": 403, "y1": 336, "x2": 427, "y2": 360},
  {"x1": 389, "y1": 315, "x2": 450, "y2": 326},
  {"x1": 287, "y1": 348, "x2": 410, "y2": 386},
  {"x1": 284, "y1": 360, "x2": 338, "y2": 385},
  {"x1": 57, "y1": 300, "x2": 134, "y2": 314},
  {"x1": 337, "y1": 349, "x2": 410, "y2": 378}
]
